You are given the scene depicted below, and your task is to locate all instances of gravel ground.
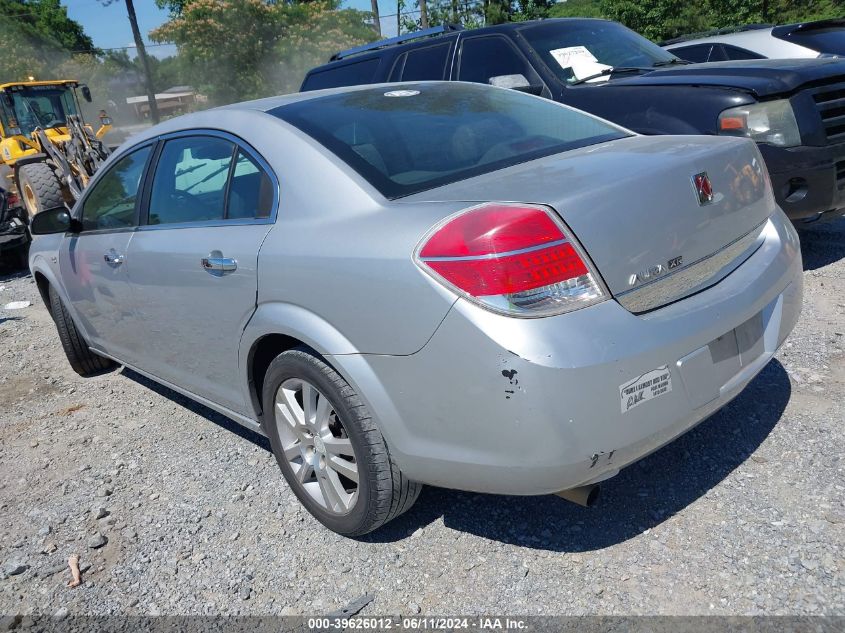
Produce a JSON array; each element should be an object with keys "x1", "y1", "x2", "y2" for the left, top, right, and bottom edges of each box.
[{"x1": 0, "y1": 217, "x2": 843, "y2": 618}]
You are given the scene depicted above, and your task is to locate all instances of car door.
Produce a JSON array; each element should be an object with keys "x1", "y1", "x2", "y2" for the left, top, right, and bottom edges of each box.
[
  {"x1": 59, "y1": 144, "x2": 153, "y2": 359},
  {"x1": 121, "y1": 132, "x2": 277, "y2": 415}
]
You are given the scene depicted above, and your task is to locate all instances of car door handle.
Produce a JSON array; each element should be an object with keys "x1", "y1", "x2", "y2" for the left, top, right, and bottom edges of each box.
[
  {"x1": 103, "y1": 250, "x2": 124, "y2": 265},
  {"x1": 201, "y1": 254, "x2": 237, "y2": 274}
]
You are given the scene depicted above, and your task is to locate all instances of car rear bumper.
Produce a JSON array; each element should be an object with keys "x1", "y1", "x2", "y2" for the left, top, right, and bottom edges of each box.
[
  {"x1": 760, "y1": 142, "x2": 845, "y2": 221},
  {"x1": 330, "y1": 210, "x2": 803, "y2": 495},
  {"x1": 332, "y1": 211, "x2": 802, "y2": 494}
]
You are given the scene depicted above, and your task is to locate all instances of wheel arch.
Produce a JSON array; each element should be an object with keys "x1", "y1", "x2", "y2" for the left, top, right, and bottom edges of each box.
[
  {"x1": 33, "y1": 269, "x2": 53, "y2": 317},
  {"x1": 240, "y1": 302, "x2": 361, "y2": 420}
]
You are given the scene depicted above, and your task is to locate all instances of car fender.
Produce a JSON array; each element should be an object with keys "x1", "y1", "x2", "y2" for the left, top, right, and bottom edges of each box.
[
  {"x1": 238, "y1": 301, "x2": 360, "y2": 417},
  {"x1": 237, "y1": 301, "x2": 413, "y2": 457},
  {"x1": 28, "y1": 251, "x2": 65, "y2": 306}
]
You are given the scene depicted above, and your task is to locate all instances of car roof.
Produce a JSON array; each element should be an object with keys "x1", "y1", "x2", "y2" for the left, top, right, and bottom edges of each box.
[
  {"x1": 306, "y1": 18, "x2": 614, "y2": 73},
  {"x1": 663, "y1": 27, "x2": 821, "y2": 58},
  {"x1": 663, "y1": 27, "x2": 775, "y2": 49}
]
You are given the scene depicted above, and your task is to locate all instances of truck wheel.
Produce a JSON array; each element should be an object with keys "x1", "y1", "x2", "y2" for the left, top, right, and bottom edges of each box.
[
  {"x1": 262, "y1": 347, "x2": 421, "y2": 536},
  {"x1": 48, "y1": 284, "x2": 115, "y2": 376},
  {"x1": 18, "y1": 163, "x2": 64, "y2": 220}
]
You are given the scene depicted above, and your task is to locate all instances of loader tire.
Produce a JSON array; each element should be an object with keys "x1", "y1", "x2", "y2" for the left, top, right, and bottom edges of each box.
[
  {"x1": 48, "y1": 284, "x2": 115, "y2": 377},
  {"x1": 18, "y1": 163, "x2": 64, "y2": 220}
]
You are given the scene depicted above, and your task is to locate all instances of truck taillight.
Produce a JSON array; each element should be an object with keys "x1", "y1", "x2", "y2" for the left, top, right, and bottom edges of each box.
[{"x1": 415, "y1": 203, "x2": 606, "y2": 317}]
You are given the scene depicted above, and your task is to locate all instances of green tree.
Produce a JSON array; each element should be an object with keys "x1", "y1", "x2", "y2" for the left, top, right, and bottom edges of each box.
[
  {"x1": 151, "y1": 0, "x2": 376, "y2": 104},
  {"x1": 0, "y1": 0, "x2": 97, "y2": 79},
  {"x1": 596, "y1": 0, "x2": 845, "y2": 42},
  {"x1": 548, "y1": 0, "x2": 605, "y2": 19}
]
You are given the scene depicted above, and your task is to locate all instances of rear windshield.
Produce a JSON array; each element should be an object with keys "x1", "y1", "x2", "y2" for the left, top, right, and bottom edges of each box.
[
  {"x1": 776, "y1": 26, "x2": 845, "y2": 56},
  {"x1": 270, "y1": 82, "x2": 628, "y2": 198}
]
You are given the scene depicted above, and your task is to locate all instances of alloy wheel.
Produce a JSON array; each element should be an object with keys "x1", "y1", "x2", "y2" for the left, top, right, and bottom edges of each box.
[{"x1": 274, "y1": 378, "x2": 359, "y2": 514}]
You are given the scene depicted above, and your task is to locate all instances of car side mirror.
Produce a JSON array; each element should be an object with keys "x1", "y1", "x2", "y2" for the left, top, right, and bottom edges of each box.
[
  {"x1": 29, "y1": 206, "x2": 80, "y2": 235},
  {"x1": 80, "y1": 85, "x2": 93, "y2": 103},
  {"x1": 489, "y1": 74, "x2": 543, "y2": 96}
]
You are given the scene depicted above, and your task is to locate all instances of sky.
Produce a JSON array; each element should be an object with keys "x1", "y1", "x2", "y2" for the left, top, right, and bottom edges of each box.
[{"x1": 63, "y1": 0, "x2": 402, "y2": 59}]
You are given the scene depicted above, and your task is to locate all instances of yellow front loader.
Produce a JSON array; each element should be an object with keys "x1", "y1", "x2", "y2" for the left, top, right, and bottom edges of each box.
[{"x1": 0, "y1": 80, "x2": 112, "y2": 219}]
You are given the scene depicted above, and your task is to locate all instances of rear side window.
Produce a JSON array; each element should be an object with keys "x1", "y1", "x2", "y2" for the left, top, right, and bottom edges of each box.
[
  {"x1": 149, "y1": 136, "x2": 235, "y2": 225},
  {"x1": 270, "y1": 82, "x2": 627, "y2": 199},
  {"x1": 228, "y1": 150, "x2": 274, "y2": 219},
  {"x1": 668, "y1": 44, "x2": 713, "y2": 63},
  {"x1": 721, "y1": 44, "x2": 766, "y2": 60},
  {"x1": 458, "y1": 36, "x2": 537, "y2": 86},
  {"x1": 302, "y1": 58, "x2": 380, "y2": 91},
  {"x1": 81, "y1": 146, "x2": 151, "y2": 231},
  {"x1": 392, "y1": 43, "x2": 451, "y2": 81}
]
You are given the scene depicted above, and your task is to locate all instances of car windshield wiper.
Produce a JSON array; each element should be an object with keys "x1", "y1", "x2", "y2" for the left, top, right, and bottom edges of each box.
[
  {"x1": 569, "y1": 66, "x2": 654, "y2": 85},
  {"x1": 652, "y1": 58, "x2": 693, "y2": 67}
]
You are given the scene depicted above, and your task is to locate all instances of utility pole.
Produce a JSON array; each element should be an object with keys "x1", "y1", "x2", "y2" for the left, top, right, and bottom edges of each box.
[
  {"x1": 371, "y1": 0, "x2": 381, "y2": 36},
  {"x1": 125, "y1": 0, "x2": 160, "y2": 123},
  {"x1": 419, "y1": 0, "x2": 429, "y2": 29}
]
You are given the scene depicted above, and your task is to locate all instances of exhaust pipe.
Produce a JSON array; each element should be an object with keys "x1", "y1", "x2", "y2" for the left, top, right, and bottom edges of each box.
[{"x1": 556, "y1": 484, "x2": 600, "y2": 507}]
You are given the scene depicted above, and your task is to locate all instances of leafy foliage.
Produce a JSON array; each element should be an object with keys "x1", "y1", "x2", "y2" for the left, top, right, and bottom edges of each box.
[
  {"x1": 550, "y1": 0, "x2": 845, "y2": 41},
  {"x1": 0, "y1": 0, "x2": 97, "y2": 79},
  {"x1": 150, "y1": 0, "x2": 376, "y2": 104}
]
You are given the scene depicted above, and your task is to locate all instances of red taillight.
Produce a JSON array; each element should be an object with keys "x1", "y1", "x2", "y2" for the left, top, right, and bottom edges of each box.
[
  {"x1": 6, "y1": 193, "x2": 19, "y2": 207},
  {"x1": 416, "y1": 203, "x2": 605, "y2": 316}
]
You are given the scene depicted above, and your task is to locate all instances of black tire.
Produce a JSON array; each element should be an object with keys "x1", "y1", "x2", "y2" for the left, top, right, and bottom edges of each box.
[
  {"x1": 18, "y1": 163, "x2": 64, "y2": 220},
  {"x1": 262, "y1": 347, "x2": 421, "y2": 536},
  {"x1": 48, "y1": 284, "x2": 115, "y2": 376}
]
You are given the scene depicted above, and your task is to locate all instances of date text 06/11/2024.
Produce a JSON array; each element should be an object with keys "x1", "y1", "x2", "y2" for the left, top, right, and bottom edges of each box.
[{"x1": 306, "y1": 617, "x2": 528, "y2": 629}]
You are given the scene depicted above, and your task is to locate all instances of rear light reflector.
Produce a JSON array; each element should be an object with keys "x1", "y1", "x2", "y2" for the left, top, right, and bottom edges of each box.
[{"x1": 415, "y1": 203, "x2": 605, "y2": 317}]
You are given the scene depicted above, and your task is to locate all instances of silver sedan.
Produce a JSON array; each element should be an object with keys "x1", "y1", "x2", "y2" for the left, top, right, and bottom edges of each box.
[{"x1": 28, "y1": 82, "x2": 802, "y2": 535}]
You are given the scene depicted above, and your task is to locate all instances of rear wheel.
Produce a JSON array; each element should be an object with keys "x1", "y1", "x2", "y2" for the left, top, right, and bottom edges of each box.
[
  {"x1": 262, "y1": 347, "x2": 421, "y2": 536},
  {"x1": 18, "y1": 163, "x2": 64, "y2": 220},
  {"x1": 48, "y1": 285, "x2": 115, "y2": 376}
]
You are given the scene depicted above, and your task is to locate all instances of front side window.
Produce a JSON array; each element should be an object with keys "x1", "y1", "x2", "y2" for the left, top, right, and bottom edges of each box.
[
  {"x1": 270, "y1": 82, "x2": 628, "y2": 199},
  {"x1": 148, "y1": 136, "x2": 235, "y2": 225},
  {"x1": 458, "y1": 36, "x2": 537, "y2": 86},
  {"x1": 81, "y1": 146, "x2": 152, "y2": 231}
]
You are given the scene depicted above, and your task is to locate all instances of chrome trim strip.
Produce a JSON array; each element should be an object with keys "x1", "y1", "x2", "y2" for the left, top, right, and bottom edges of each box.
[
  {"x1": 421, "y1": 238, "x2": 569, "y2": 262},
  {"x1": 616, "y1": 219, "x2": 768, "y2": 314}
]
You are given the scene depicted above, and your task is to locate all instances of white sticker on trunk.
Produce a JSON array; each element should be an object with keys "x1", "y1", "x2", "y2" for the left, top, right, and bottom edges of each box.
[{"x1": 620, "y1": 366, "x2": 672, "y2": 413}]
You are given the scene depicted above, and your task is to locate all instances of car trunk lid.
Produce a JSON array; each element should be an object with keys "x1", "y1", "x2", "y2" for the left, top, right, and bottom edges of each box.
[{"x1": 401, "y1": 134, "x2": 774, "y2": 313}]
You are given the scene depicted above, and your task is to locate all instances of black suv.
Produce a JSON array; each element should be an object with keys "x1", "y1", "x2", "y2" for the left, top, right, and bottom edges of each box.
[{"x1": 302, "y1": 18, "x2": 845, "y2": 222}]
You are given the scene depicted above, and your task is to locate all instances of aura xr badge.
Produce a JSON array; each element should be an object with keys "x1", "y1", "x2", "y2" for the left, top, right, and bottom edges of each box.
[
  {"x1": 628, "y1": 256, "x2": 684, "y2": 286},
  {"x1": 692, "y1": 172, "x2": 714, "y2": 205}
]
